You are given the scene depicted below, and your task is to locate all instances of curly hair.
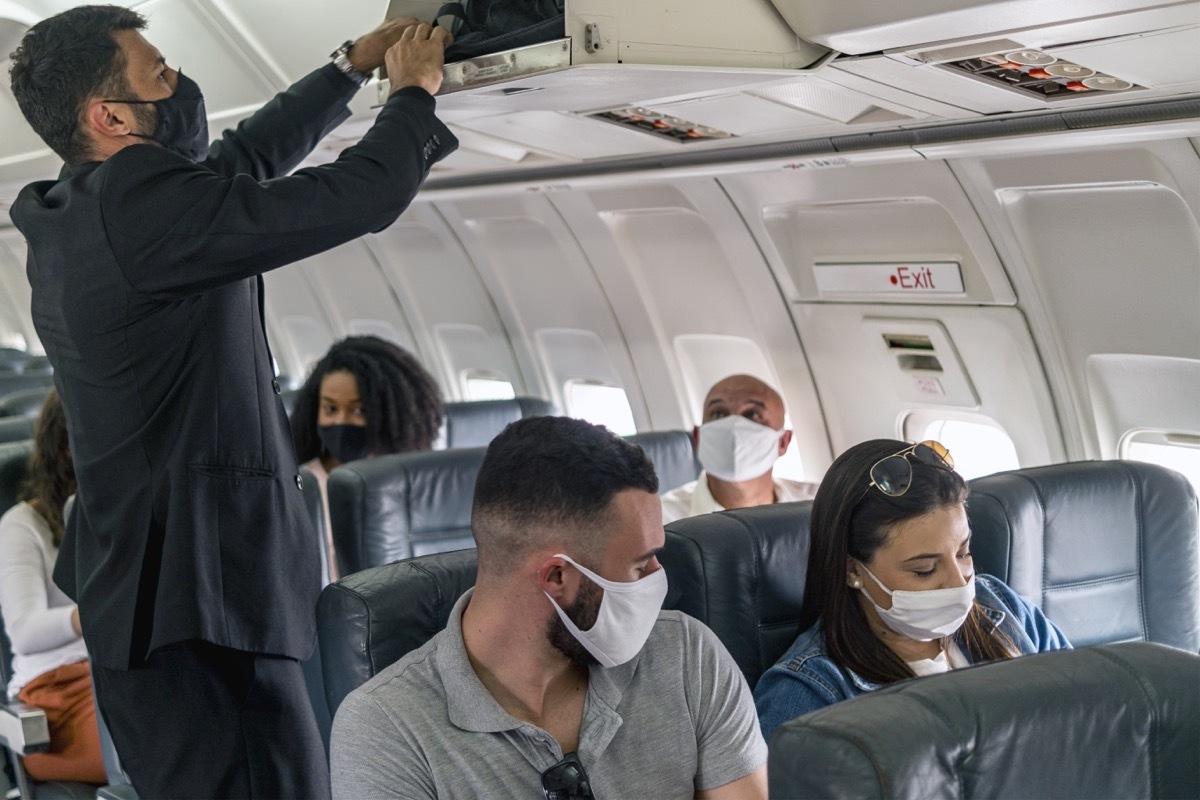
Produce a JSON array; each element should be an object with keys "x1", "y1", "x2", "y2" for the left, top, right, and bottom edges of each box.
[
  {"x1": 20, "y1": 389, "x2": 76, "y2": 547},
  {"x1": 291, "y1": 336, "x2": 444, "y2": 464},
  {"x1": 9, "y1": 5, "x2": 147, "y2": 164}
]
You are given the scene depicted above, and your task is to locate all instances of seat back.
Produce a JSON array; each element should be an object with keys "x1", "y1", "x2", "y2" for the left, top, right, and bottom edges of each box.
[
  {"x1": 660, "y1": 502, "x2": 813, "y2": 686},
  {"x1": 0, "y1": 442, "x2": 32, "y2": 517},
  {"x1": 967, "y1": 460, "x2": 1200, "y2": 649},
  {"x1": 442, "y1": 397, "x2": 555, "y2": 448},
  {"x1": 0, "y1": 375, "x2": 53, "y2": 398},
  {"x1": 626, "y1": 430, "x2": 700, "y2": 494},
  {"x1": 328, "y1": 448, "x2": 486, "y2": 576},
  {"x1": 0, "y1": 388, "x2": 50, "y2": 419},
  {"x1": 0, "y1": 418, "x2": 33, "y2": 444},
  {"x1": 317, "y1": 549, "x2": 478, "y2": 721},
  {"x1": 769, "y1": 642, "x2": 1200, "y2": 800}
]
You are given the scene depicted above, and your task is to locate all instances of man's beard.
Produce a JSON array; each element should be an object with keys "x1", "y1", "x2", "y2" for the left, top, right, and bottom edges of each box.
[{"x1": 546, "y1": 576, "x2": 602, "y2": 667}]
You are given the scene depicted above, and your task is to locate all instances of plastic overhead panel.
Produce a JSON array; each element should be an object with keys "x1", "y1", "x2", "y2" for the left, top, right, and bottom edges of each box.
[{"x1": 765, "y1": 0, "x2": 1186, "y2": 55}]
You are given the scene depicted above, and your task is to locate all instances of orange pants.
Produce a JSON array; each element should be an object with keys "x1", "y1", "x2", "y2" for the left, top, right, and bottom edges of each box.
[{"x1": 16, "y1": 660, "x2": 106, "y2": 784}]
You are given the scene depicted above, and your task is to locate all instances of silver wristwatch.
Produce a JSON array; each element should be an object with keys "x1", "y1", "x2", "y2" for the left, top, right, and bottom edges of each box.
[{"x1": 330, "y1": 40, "x2": 371, "y2": 87}]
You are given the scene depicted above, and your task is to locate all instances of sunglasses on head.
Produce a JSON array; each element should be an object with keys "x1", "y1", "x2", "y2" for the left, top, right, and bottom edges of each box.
[
  {"x1": 867, "y1": 440, "x2": 954, "y2": 497},
  {"x1": 542, "y1": 752, "x2": 594, "y2": 800}
]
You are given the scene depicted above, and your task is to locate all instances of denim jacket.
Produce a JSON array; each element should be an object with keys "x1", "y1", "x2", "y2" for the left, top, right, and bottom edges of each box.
[{"x1": 753, "y1": 574, "x2": 1072, "y2": 742}]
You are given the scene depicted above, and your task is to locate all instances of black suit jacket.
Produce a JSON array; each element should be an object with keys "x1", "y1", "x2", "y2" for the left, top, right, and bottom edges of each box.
[{"x1": 9, "y1": 65, "x2": 457, "y2": 669}]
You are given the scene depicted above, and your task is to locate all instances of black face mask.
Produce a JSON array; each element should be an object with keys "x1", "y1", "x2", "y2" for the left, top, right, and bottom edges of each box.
[
  {"x1": 105, "y1": 71, "x2": 209, "y2": 162},
  {"x1": 318, "y1": 424, "x2": 370, "y2": 465}
]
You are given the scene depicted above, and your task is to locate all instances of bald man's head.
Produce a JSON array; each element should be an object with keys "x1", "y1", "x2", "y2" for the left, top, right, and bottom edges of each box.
[{"x1": 702, "y1": 374, "x2": 786, "y2": 430}]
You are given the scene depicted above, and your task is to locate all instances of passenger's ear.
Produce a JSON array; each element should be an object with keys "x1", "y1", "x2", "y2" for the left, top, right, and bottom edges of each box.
[
  {"x1": 85, "y1": 100, "x2": 136, "y2": 140},
  {"x1": 846, "y1": 558, "x2": 862, "y2": 589},
  {"x1": 778, "y1": 429, "x2": 793, "y2": 455},
  {"x1": 538, "y1": 555, "x2": 572, "y2": 601}
]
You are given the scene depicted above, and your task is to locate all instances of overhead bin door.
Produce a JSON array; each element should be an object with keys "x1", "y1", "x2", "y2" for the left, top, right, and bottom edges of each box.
[{"x1": 770, "y1": 0, "x2": 1192, "y2": 54}]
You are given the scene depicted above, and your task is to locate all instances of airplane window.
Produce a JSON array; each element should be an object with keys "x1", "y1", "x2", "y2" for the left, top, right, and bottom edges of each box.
[
  {"x1": 465, "y1": 375, "x2": 516, "y2": 401},
  {"x1": 1125, "y1": 437, "x2": 1200, "y2": 496},
  {"x1": 565, "y1": 381, "x2": 637, "y2": 437},
  {"x1": 906, "y1": 415, "x2": 1020, "y2": 480}
]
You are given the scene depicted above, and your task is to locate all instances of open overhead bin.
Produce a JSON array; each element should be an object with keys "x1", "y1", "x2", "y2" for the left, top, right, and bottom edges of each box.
[{"x1": 382, "y1": 0, "x2": 831, "y2": 95}]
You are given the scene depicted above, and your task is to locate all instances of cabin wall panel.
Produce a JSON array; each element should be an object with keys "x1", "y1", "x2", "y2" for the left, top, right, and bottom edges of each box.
[
  {"x1": 719, "y1": 160, "x2": 1017, "y2": 305},
  {"x1": 363, "y1": 205, "x2": 528, "y2": 401},
  {"x1": 951, "y1": 139, "x2": 1200, "y2": 459},
  {"x1": 436, "y1": 194, "x2": 647, "y2": 426},
  {"x1": 792, "y1": 303, "x2": 1064, "y2": 467},
  {"x1": 548, "y1": 178, "x2": 832, "y2": 479},
  {"x1": 0, "y1": 233, "x2": 38, "y2": 352},
  {"x1": 260, "y1": 269, "x2": 335, "y2": 384}
]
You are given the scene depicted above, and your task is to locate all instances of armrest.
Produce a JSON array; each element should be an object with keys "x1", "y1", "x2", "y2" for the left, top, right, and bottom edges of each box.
[{"x1": 1, "y1": 700, "x2": 51, "y2": 754}]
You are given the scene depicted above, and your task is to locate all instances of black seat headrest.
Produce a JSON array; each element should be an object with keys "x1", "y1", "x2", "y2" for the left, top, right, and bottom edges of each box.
[
  {"x1": 626, "y1": 430, "x2": 700, "y2": 495},
  {"x1": 0, "y1": 416, "x2": 34, "y2": 444},
  {"x1": 661, "y1": 501, "x2": 812, "y2": 686},
  {"x1": 769, "y1": 642, "x2": 1200, "y2": 799},
  {"x1": 443, "y1": 397, "x2": 555, "y2": 448},
  {"x1": 317, "y1": 549, "x2": 478, "y2": 718},
  {"x1": 968, "y1": 460, "x2": 1200, "y2": 649},
  {"x1": 0, "y1": 440, "x2": 33, "y2": 516},
  {"x1": 0, "y1": 387, "x2": 50, "y2": 419},
  {"x1": 328, "y1": 448, "x2": 486, "y2": 576}
]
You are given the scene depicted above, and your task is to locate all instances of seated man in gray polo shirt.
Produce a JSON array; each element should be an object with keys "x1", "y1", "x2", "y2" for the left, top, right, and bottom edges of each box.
[{"x1": 330, "y1": 416, "x2": 768, "y2": 799}]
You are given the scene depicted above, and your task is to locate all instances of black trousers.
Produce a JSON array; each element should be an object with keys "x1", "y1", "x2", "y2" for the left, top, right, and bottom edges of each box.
[{"x1": 91, "y1": 640, "x2": 329, "y2": 799}]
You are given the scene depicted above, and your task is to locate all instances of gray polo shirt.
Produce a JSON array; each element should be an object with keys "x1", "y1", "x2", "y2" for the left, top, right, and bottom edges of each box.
[{"x1": 330, "y1": 589, "x2": 767, "y2": 799}]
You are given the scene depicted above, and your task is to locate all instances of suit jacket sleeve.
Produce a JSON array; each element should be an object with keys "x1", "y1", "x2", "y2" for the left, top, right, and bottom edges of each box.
[
  {"x1": 100, "y1": 77, "x2": 457, "y2": 299},
  {"x1": 201, "y1": 64, "x2": 360, "y2": 181}
]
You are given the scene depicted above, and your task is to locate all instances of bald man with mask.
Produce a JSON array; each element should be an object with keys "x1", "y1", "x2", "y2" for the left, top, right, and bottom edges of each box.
[{"x1": 661, "y1": 375, "x2": 819, "y2": 524}]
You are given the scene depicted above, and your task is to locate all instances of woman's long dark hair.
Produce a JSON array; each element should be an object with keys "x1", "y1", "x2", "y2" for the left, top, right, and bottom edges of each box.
[
  {"x1": 800, "y1": 439, "x2": 1016, "y2": 685},
  {"x1": 20, "y1": 389, "x2": 75, "y2": 547},
  {"x1": 291, "y1": 336, "x2": 445, "y2": 463}
]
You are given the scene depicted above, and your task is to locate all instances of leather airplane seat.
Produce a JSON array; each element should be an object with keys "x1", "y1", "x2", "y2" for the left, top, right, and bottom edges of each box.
[
  {"x1": 0, "y1": 418, "x2": 34, "y2": 444},
  {"x1": 0, "y1": 376, "x2": 54, "y2": 404},
  {"x1": 967, "y1": 460, "x2": 1200, "y2": 650},
  {"x1": 0, "y1": 388, "x2": 51, "y2": 419},
  {"x1": 769, "y1": 642, "x2": 1200, "y2": 799},
  {"x1": 0, "y1": 441, "x2": 33, "y2": 517},
  {"x1": 442, "y1": 397, "x2": 555, "y2": 449},
  {"x1": 328, "y1": 448, "x2": 487, "y2": 577},
  {"x1": 626, "y1": 430, "x2": 701, "y2": 495},
  {"x1": 326, "y1": 430, "x2": 703, "y2": 578},
  {"x1": 317, "y1": 549, "x2": 479, "y2": 727},
  {"x1": 660, "y1": 502, "x2": 813, "y2": 687}
]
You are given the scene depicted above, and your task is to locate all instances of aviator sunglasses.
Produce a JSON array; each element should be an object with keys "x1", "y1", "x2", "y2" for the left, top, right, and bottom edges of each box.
[
  {"x1": 867, "y1": 440, "x2": 955, "y2": 497},
  {"x1": 541, "y1": 752, "x2": 595, "y2": 800}
]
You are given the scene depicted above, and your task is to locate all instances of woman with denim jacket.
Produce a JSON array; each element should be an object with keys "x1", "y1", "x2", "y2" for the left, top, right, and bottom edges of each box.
[{"x1": 754, "y1": 439, "x2": 1071, "y2": 742}]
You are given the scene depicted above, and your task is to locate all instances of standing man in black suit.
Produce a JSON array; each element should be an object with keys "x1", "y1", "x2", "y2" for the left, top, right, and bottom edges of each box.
[{"x1": 7, "y1": 4, "x2": 456, "y2": 797}]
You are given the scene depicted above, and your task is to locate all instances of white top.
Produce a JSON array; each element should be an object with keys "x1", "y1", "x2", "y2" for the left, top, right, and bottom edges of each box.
[
  {"x1": 906, "y1": 639, "x2": 970, "y2": 677},
  {"x1": 660, "y1": 470, "x2": 819, "y2": 524},
  {"x1": 0, "y1": 502, "x2": 88, "y2": 699},
  {"x1": 301, "y1": 457, "x2": 337, "y2": 583}
]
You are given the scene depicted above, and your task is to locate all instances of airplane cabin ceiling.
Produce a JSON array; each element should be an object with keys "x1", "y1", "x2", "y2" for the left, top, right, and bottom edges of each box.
[{"x1": 0, "y1": 0, "x2": 1198, "y2": 213}]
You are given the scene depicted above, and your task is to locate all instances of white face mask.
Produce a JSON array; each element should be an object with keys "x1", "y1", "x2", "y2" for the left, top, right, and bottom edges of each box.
[
  {"x1": 697, "y1": 415, "x2": 784, "y2": 482},
  {"x1": 544, "y1": 553, "x2": 668, "y2": 668},
  {"x1": 856, "y1": 562, "x2": 975, "y2": 641}
]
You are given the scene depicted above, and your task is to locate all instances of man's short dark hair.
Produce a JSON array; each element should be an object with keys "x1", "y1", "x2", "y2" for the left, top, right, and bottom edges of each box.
[
  {"x1": 9, "y1": 5, "x2": 147, "y2": 164},
  {"x1": 472, "y1": 417, "x2": 658, "y2": 574}
]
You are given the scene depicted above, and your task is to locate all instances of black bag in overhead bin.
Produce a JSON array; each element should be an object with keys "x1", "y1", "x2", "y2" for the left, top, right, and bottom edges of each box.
[{"x1": 435, "y1": 0, "x2": 565, "y2": 62}]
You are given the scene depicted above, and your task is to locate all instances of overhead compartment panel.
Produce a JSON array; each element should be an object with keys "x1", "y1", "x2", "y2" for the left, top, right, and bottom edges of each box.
[{"x1": 767, "y1": 0, "x2": 1191, "y2": 55}]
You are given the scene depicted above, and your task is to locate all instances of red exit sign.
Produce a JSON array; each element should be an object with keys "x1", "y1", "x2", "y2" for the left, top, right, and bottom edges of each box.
[{"x1": 814, "y1": 262, "x2": 965, "y2": 296}]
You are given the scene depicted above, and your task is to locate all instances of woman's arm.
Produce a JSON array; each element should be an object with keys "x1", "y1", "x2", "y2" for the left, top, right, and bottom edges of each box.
[{"x1": 0, "y1": 510, "x2": 79, "y2": 655}]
